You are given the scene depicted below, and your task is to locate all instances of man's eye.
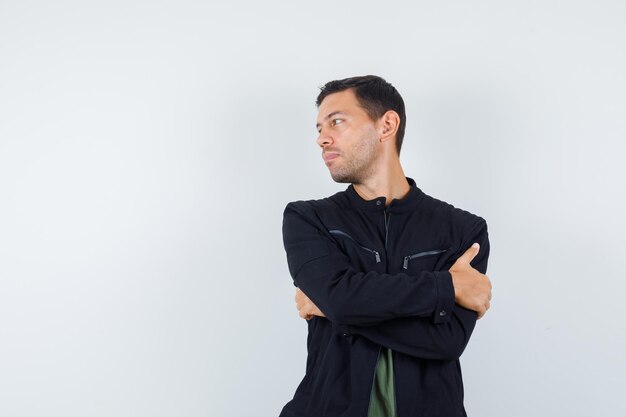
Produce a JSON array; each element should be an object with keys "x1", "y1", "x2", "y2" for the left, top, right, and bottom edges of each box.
[{"x1": 331, "y1": 119, "x2": 343, "y2": 126}]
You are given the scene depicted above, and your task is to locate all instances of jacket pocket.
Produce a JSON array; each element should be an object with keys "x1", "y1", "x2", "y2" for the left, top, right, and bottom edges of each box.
[
  {"x1": 403, "y1": 248, "x2": 448, "y2": 269},
  {"x1": 329, "y1": 229, "x2": 381, "y2": 263}
]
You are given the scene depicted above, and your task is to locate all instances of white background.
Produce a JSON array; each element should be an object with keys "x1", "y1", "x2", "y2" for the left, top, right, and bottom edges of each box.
[{"x1": 1, "y1": 1, "x2": 625, "y2": 416}]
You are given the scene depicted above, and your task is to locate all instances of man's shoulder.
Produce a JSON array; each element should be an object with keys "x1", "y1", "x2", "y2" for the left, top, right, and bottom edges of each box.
[
  {"x1": 283, "y1": 189, "x2": 349, "y2": 216},
  {"x1": 418, "y1": 189, "x2": 487, "y2": 233},
  {"x1": 282, "y1": 191, "x2": 350, "y2": 240}
]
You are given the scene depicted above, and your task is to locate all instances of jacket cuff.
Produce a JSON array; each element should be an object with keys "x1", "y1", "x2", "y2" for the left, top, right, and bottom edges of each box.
[{"x1": 432, "y1": 271, "x2": 455, "y2": 323}]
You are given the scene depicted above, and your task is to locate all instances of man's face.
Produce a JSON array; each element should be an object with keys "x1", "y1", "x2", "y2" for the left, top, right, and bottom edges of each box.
[{"x1": 315, "y1": 89, "x2": 380, "y2": 184}]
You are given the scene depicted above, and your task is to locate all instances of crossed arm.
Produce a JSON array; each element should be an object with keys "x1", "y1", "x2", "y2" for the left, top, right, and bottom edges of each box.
[
  {"x1": 296, "y1": 242, "x2": 491, "y2": 320},
  {"x1": 283, "y1": 203, "x2": 492, "y2": 360}
]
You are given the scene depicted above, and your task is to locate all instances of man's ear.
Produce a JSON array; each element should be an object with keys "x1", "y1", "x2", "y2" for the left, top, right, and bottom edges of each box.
[{"x1": 379, "y1": 110, "x2": 400, "y2": 144}]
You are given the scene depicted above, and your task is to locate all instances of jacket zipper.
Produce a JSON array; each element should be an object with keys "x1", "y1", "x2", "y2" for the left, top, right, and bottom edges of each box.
[
  {"x1": 384, "y1": 210, "x2": 398, "y2": 417},
  {"x1": 329, "y1": 229, "x2": 381, "y2": 263},
  {"x1": 402, "y1": 248, "x2": 448, "y2": 269},
  {"x1": 384, "y1": 210, "x2": 391, "y2": 247}
]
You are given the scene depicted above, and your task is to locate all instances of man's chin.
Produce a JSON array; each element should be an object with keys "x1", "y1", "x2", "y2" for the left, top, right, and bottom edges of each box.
[{"x1": 329, "y1": 171, "x2": 355, "y2": 184}]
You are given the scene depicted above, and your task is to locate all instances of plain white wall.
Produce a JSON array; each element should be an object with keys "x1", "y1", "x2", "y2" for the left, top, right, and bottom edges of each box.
[{"x1": 1, "y1": 1, "x2": 624, "y2": 416}]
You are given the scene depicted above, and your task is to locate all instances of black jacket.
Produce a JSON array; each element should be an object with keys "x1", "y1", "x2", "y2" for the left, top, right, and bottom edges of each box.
[{"x1": 280, "y1": 178, "x2": 490, "y2": 417}]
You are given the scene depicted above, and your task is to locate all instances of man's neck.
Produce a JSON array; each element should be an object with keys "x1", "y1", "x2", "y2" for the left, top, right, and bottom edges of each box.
[{"x1": 352, "y1": 162, "x2": 411, "y2": 206}]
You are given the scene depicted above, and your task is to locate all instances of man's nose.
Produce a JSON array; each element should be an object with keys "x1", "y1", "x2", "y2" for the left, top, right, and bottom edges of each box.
[{"x1": 316, "y1": 129, "x2": 333, "y2": 148}]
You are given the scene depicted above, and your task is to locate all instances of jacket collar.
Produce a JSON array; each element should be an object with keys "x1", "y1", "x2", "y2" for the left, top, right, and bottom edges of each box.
[{"x1": 345, "y1": 177, "x2": 423, "y2": 213}]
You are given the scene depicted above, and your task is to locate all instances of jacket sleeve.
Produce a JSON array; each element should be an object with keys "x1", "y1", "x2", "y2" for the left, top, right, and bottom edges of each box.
[
  {"x1": 283, "y1": 202, "x2": 455, "y2": 326},
  {"x1": 336, "y1": 219, "x2": 490, "y2": 361}
]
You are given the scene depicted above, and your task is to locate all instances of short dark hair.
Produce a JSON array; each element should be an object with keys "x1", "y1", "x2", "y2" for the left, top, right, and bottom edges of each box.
[{"x1": 316, "y1": 75, "x2": 406, "y2": 155}]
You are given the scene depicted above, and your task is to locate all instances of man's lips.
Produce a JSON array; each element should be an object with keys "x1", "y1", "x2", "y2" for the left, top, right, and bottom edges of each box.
[{"x1": 323, "y1": 152, "x2": 340, "y2": 163}]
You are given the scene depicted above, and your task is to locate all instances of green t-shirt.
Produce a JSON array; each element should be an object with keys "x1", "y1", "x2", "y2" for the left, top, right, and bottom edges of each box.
[{"x1": 367, "y1": 347, "x2": 395, "y2": 417}]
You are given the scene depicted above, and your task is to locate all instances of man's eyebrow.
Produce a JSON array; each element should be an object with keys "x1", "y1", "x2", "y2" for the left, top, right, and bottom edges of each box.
[{"x1": 316, "y1": 111, "x2": 346, "y2": 129}]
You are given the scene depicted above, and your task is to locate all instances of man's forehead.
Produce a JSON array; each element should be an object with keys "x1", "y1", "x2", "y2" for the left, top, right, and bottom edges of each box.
[
  {"x1": 316, "y1": 90, "x2": 359, "y2": 123},
  {"x1": 319, "y1": 89, "x2": 357, "y2": 108}
]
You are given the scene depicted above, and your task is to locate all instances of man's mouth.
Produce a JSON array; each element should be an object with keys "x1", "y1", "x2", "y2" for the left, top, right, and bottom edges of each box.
[{"x1": 323, "y1": 152, "x2": 340, "y2": 163}]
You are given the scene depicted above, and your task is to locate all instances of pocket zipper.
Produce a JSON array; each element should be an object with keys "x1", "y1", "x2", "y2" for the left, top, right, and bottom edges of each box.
[
  {"x1": 329, "y1": 229, "x2": 381, "y2": 263},
  {"x1": 403, "y1": 249, "x2": 448, "y2": 269}
]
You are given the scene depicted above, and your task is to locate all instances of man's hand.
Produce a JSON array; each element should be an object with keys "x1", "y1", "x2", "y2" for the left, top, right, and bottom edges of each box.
[
  {"x1": 295, "y1": 288, "x2": 326, "y2": 320},
  {"x1": 449, "y1": 243, "x2": 492, "y2": 319}
]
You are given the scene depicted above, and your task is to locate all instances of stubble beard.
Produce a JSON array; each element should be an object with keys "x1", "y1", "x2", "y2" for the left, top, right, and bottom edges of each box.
[{"x1": 329, "y1": 134, "x2": 378, "y2": 184}]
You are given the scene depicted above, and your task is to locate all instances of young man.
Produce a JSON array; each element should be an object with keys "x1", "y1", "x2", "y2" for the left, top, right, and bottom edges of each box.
[{"x1": 280, "y1": 75, "x2": 492, "y2": 417}]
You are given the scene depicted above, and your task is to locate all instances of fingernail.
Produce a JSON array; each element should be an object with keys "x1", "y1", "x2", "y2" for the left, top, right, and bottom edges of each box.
[{"x1": 472, "y1": 243, "x2": 480, "y2": 249}]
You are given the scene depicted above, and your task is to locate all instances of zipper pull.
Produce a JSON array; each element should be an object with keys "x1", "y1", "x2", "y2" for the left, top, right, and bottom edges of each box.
[
  {"x1": 403, "y1": 256, "x2": 409, "y2": 269},
  {"x1": 375, "y1": 252, "x2": 381, "y2": 263}
]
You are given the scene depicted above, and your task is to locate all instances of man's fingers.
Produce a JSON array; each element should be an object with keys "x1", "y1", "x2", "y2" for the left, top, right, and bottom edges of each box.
[
  {"x1": 476, "y1": 300, "x2": 491, "y2": 320},
  {"x1": 295, "y1": 287, "x2": 325, "y2": 320},
  {"x1": 295, "y1": 288, "x2": 315, "y2": 320},
  {"x1": 456, "y1": 243, "x2": 480, "y2": 265}
]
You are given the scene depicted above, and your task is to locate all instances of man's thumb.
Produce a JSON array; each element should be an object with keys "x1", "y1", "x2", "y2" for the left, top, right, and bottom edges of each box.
[{"x1": 458, "y1": 243, "x2": 480, "y2": 265}]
